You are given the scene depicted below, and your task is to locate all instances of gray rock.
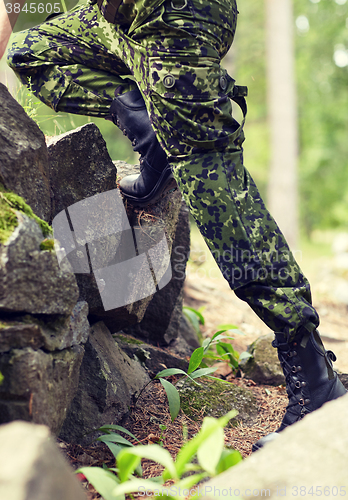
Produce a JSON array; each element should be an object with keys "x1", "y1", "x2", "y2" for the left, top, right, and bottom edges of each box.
[
  {"x1": 47, "y1": 123, "x2": 117, "y2": 220},
  {"x1": 59, "y1": 322, "x2": 150, "y2": 444},
  {"x1": 0, "y1": 345, "x2": 84, "y2": 435},
  {"x1": 0, "y1": 214, "x2": 79, "y2": 315},
  {"x1": 0, "y1": 301, "x2": 90, "y2": 353},
  {"x1": 0, "y1": 321, "x2": 44, "y2": 352},
  {"x1": 114, "y1": 332, "x2": 189, "y2": 375},
  {"x1": 240, "y1": 333, "x2": 285, "y2": 385},
  {"x1": 201, "y1": 393, "x2": 348, "y2": 499},
  {"x1": 83, "y1": 162, "x2": 183, "y2": 333},
  {"x1": 0, "y1": 421, "x2": 87, "y2": 500},
  {"x1": 177, "y1": 314, "x2": 202, "y2": 349},
  {"x1": 0, "y1": 83, "x2": 51, "y2": 222},
  {"x1": 179, "y1": 378, "x2": 258, "y2": 426},
  {"x1": 125, "y1": 201, "x2": 190, "y2": 345}
]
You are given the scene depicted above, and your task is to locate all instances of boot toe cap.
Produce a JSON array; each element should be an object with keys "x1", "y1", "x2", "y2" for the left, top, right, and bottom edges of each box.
[{"x1": 252, "y1": 432, "x2": 279, "y2": 452}]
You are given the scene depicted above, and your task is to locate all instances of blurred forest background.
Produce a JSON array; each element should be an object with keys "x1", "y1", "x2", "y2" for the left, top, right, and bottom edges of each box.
[{"x1": 0, "y1": 0, "x2": 347, "y2": 247}]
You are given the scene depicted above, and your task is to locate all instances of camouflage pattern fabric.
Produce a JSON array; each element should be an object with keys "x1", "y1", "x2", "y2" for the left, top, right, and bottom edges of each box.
[
  {"x1": 7, "y1": 0, "x2": 320, "y2": 340},
  {"x1": 97, "y1": 0, "x2": 166, "y2": 30}
]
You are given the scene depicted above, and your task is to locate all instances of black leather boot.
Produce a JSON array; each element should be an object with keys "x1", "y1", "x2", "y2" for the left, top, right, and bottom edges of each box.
[
  {"x1": 110, "y1": 89, "x2": 177, "y2": 207},
  {"x1": 252, "y1": 329, "x2": 346, "y2": 451}
]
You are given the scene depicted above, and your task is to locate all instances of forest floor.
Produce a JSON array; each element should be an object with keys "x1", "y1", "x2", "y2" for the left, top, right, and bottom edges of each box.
[{"x1": 59, "y1": 228, "x2": 348, "y2": 499}]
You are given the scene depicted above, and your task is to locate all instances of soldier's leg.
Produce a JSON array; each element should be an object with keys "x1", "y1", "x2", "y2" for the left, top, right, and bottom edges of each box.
[
  {"x1": 7, "y1": 1, "x2": 171, "y2": 196},
  {"x1": 8, "y1": 0, "x2": 346, "y2": 447},
  {"x1": 127, "y1": 0, "x2": 346, "y2": 446}
]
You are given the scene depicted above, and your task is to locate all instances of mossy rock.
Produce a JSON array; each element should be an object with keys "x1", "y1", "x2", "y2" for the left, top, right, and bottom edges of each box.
[
  {"x1": 240, "y1": 333, "x2": 285, "y2": 386},
  {"x1": 0, "y1": 184, "x2": 52, "y2": 244},
  {"x1": 114, "y1": 334, "x2": 144, "y2": 346},
  {"x1": 179, "y1": 378, "x2": 258, "y2": 426}
]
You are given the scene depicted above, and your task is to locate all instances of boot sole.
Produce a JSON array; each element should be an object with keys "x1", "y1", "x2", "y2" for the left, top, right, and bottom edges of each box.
[{"x1": 120, "y1": 169, "x2": 178, "y2": 208}]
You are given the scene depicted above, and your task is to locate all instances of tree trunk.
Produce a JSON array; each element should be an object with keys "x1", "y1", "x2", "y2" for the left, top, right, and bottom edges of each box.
[{"x1": 266, "y1": 0, "x2": 299, "y2": 249}]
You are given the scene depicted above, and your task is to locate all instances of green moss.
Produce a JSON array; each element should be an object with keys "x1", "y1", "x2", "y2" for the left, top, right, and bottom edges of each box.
[
  {"x1": 0, "y1": 195, "x2": 19, "y2": 244},
  {"x1": 179, "y1": 378, "x2": 257, "y2": 426},
  {"x1": 0, "y1": 320, "x2": 17, "y2": 330},
  {"x1": 0, "y1": 184, "x2": 53, "y2": 244},
  {"x1": 40, "y1": 238, "x2": 55, "y2": 251},
  {"x1": 114, "y1": 334, "x2": 144, "y2": 346}
]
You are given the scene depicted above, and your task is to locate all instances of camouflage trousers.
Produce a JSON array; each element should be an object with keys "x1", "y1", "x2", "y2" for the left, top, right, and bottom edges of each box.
[{"x1": 7, "y1": 0, "x2": 319, "y2": 340}]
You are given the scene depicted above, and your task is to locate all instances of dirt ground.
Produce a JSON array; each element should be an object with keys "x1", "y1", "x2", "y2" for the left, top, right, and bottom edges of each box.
[
  {"x1": 61, "y1": 229, "x2": 348, "y2": 498},
  {"x1": 61, "y1": 376, "x2": 288, "y2": 499}
]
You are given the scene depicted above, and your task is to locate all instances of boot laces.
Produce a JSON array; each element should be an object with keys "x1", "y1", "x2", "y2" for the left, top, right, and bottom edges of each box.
[{"x1": 272, "y1": 337, "x2": 310, "y2": 420}]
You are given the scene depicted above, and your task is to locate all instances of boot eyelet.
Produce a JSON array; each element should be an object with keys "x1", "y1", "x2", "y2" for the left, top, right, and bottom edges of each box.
[
  {"x1": 132, "y1": 139, "x2": 137, "y2": 146},
  {"x1": 299, "y1": 398, "x2": 304, "y2": 405},
  {"x1": 123, "y1": 129, "x2": 127, "y2": 136},
  {"x1": 295, "y1": 381, "x2": 301, "y2": 388},
  {"x1": 291, "y1": 365, "x2": 302, "y2": 373},
  {"x1": 116, "y1": 119, "x2": 120, "y2": 126}
]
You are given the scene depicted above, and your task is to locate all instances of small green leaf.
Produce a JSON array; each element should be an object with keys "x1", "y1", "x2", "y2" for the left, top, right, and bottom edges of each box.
[
  {"x1": 188, "y1": 347, "x2": 204, "y2": 374},
  {"x1": 211, "y1": 330, "x2": 234, "y2": 341},
  {"x1": 189, "y1": 367, "x2": 217, "y2": 379},
  {"x1": 160, "y1": 378, "x2": 181, "y2": 421},
  {"x1": 76, "y1": 467, "x2": 120, "y2": 500},
  {"x1": 183, "y1": 307, "x2": 204, "y2": 334},
  {"x1": 167, "y1": 473, "x2": 208, "y2": 499},
  {"x1": 216, "y1": 342, "x2": 234, "y2": 353},
  {"x1": 216, "y1": 449, "x2": 243, "y2": 474},
  {"x1": 104, "y1": 441, "x2": 123, "y2": 459},
  {"x1": 217, "y1": 409, "x2": 238, "y2": 427},
  {"x1": 112, "y1": 478, "x2": 168, "y2": 498},
  {"x1": 238, "y1": 351, "x2": 253, "y2": 362},
  {"x1": 155, "y1": 368, "x2": 187, "y2": 379},
  {"x1": 117, "y1": 452, "x2": 141, "y2": 483},
  {"x1": 211, "y1": 333, "x2": 235, "y2": 343},
  {"x1": 205, "y1": 375, "x2": 232, "y2": 383},
  {"x1": 202, "y1": 338, "x2": 211, "y2": 350},
  {"x1": 183, "y1": 306, "x2": 205, "y2": 325},
  {"x1": 216, "y1": 343, "x2": 239, "y2": 369},
  {"x1": 216, "y1": 324, "x2": 239, "y2": 331},
  {"x1": 98, "y1": 425, "x2": 140, "y2": 442},
  {"x1": 197, "y1": 422, "x2": 224, "y2": 475},
  {"x1": 97, "y1": 433, "x2": 133, "y2": 447},
  {"x1": 118, "y1": 445, "x2": 177, "y2": 480}
]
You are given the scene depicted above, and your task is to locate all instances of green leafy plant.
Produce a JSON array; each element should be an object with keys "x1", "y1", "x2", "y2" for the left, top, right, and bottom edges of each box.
[
  {"x1": 183, "y1": 305, "x2": 205, "y2": 336},
  {"x1": 183, "y1": 307, "x2": 252, "y2": 371},
  {"x1": 158, "y1": 424, "x2": 167, "y2": 447},
  {"x1": 77, "y1": 411, "x2": 242, "y2": 500},
  {"x1": 95, "y1": 424, "x2": 143, "y2": 477},
  {"x1": 151, "y1": 309, "x2": 253, "y2": 421}
]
